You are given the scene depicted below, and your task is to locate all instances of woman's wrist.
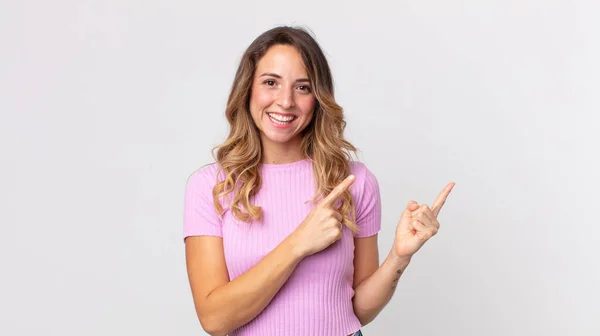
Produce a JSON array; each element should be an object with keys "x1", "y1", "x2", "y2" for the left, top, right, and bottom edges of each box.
[
  {"x1": 388, "y1": 245, "x2": 413, "y2": 266},
  {"x1": 284, "y1": 233, "x2": 308, "y2": 260}
]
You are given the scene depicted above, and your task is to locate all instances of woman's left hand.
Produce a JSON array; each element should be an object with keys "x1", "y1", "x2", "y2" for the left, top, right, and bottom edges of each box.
[{"x1": 393, "y1": 182, "x2": 455, "y2": 259}]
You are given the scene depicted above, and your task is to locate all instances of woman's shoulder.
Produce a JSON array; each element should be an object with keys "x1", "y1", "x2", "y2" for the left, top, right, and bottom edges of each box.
[
  {"x1": 348, "y1": 160, "x2": 366, "y2": 172},
  {"x1": 348, "y1": 160, "x2": 378, "y2": 182},
  {"x1": 347, "y1": 160, "x2": 379, "y2": 199},
  {"x1": 186, "y1": 162, "x2": 222, "y2": 190}
]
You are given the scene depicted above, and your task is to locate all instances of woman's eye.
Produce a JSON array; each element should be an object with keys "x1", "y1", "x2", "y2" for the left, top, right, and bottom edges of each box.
[
  {"x1": 264, "y1": 80, "x2": 276, "y2": 86},
  {"x1": 298, "y1": 85, "x2": 311, "y2": 92}
]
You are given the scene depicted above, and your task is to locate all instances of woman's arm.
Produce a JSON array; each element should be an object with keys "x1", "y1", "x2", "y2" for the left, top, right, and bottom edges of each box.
[
  {"x1": 352, "y1": 184, "x2": 454, "y2": 326},
  {"x1": 185, "y1": 235, "x2": 304, "y2": 336},
  {"x1": 185, "y1": 176, "x2": 356, "y2": 335},
  {"x1": 351, "y1": 235, "x2": 412, "y2": 326}
]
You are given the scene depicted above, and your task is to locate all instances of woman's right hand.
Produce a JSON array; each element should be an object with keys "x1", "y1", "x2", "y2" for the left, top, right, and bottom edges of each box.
[{"x1": 288, "y1": 175, "x2": 356, "y2": 257}]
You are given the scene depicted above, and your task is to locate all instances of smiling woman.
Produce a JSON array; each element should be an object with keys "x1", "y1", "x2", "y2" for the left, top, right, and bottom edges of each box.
[
  {"x1": 249, "y1": 44, "x2": 316, "y2": 146},
  {"x1": 183, "y1": 25, "x2": 454, "y2": 336}
]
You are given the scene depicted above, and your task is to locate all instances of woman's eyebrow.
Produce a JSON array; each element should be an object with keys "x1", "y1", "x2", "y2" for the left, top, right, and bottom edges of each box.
[{"x1": 259, "y1": 73, "x2": 310, "y2": 83}]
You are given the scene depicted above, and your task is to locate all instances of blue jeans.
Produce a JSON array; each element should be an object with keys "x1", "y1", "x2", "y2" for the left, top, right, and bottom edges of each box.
[{"x1": 351, "y1": 331, "x2": 363, "y2": 336}]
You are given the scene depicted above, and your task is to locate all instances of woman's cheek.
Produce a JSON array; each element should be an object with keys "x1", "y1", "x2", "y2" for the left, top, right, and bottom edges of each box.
[
  {"x1": 299, "y1": 97, "x2": 316, "y2": 117},
  {"x1": 255, "y1": 89, "x2": 275, "y2": 107}
]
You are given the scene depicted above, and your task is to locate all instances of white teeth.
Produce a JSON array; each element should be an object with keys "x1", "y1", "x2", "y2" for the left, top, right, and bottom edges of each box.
[{"x1": 268, "y1": 113, "x2": 295, "y2": 123}]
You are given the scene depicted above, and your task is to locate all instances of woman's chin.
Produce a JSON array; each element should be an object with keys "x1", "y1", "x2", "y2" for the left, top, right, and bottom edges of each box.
[{"x1": 262, "y1": 132, "x2": 300, "y2": 145}]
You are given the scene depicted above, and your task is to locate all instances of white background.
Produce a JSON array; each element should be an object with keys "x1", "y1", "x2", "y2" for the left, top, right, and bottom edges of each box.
[{"x1": 1, "y1": 0, "x2": 598, "y2": 335}]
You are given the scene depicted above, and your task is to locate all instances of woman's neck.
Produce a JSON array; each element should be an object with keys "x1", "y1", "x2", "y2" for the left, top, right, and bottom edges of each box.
[{"x1": 260, "y1": 138, "x2": 306, "y2": 164}]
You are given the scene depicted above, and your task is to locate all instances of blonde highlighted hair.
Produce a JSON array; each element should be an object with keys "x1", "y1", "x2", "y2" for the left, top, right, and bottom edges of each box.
[{"x1": 210, "y1": 26, "x2": 360, "y2": 233}]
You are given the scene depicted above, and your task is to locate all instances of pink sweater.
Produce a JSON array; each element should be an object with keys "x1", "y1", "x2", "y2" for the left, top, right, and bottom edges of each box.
[{"x1": 183, "y1": 158, "x2": 381, "y2": 335}]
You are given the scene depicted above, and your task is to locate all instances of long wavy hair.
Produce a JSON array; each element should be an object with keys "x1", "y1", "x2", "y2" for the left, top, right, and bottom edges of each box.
[{"x1": 211, "y1": 26, "x2": 360, "y2": 233}]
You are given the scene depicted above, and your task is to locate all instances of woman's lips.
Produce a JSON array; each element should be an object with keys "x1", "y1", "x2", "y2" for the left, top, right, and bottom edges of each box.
[{"x1": 267, "y1": 112, "x2": 296, "y2": 128}]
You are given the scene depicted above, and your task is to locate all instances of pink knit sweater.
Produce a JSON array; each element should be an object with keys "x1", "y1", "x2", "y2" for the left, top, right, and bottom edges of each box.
[{"x1": 183, "y1": 158, "x2": 381, "y2": 335}]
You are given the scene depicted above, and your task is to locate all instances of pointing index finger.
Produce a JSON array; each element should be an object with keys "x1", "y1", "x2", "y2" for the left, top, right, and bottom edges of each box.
[
  {"x1": 321, "y1": 175, "x2": 355, "y2": 207},
  {"x1": 431, "y1": 182, "x2": 455, "y2": 217}
]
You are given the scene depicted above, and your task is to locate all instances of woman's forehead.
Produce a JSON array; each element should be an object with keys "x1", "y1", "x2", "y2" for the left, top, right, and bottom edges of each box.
[{"x1": 256, "y1": 45, "x2": 309, "y2": 78}]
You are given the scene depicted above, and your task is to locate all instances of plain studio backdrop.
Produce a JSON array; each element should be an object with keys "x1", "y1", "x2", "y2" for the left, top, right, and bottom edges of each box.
[{"x1": 1, "y1": 0, "x2": 598, "y2": 335}]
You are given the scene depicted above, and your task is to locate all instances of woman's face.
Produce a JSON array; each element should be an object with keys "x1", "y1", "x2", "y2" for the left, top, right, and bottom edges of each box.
[{"x1": 249, "y1": 44, "x2": 316, "y2": 147}]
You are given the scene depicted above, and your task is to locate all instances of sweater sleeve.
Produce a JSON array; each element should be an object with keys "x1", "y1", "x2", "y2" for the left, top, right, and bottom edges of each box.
[
  {"x1": 353, "y1": 163, "x2": 382, "y2": 238},
  {"x1": 183, "y1": 165, "x2": 223, "y2": 240}
]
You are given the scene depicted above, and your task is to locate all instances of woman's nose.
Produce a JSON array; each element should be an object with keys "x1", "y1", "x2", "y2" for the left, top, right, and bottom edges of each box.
[{"x1": 276, "y1": 88, "x2": 295, "y2": 109}]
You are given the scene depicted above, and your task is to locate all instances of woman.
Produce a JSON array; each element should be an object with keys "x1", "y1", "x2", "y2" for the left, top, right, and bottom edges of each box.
[{"x1": 184, "y1": 26, "x2": 455, "y2": 336}]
